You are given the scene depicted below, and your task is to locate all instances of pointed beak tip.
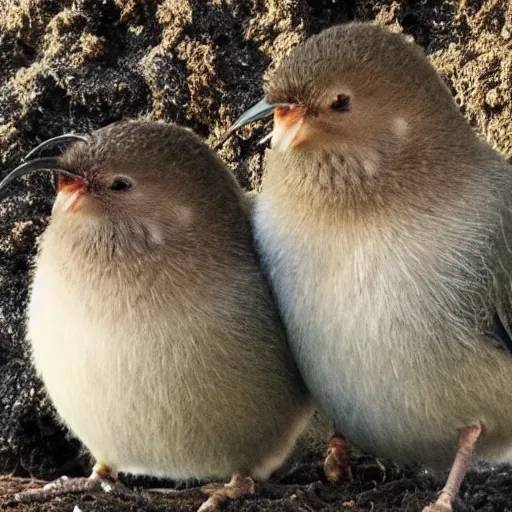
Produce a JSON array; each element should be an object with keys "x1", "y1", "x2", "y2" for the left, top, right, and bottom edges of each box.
[{"x1": 215, "y1": 98, "x2": 297, "y2": 149}]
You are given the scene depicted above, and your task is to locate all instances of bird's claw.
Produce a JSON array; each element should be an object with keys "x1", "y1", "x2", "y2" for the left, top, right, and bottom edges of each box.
[
  {"x1": 324, "y1": 433, "x2": 353, "y2": 483},
  {"x1": 422, "y1": 492, "x2": 453, "y2": 512},
  {"x1": 14, "y1": 475, "x2": 130, "y2": 502},
  {"x1": 198, "y1": 474, "x2": 255, "y2": 512},
  {"x1": 422, "y1": 504, "x2": 453, "y2": 512}
]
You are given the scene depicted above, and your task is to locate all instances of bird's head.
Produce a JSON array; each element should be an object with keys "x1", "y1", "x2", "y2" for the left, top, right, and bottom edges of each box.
[
  {"x1": 224, "y1": 23, "x2": 468, "y2": 189},
  {"x1": 1, "y1": 120, "x2": 245, "y2": 260}
]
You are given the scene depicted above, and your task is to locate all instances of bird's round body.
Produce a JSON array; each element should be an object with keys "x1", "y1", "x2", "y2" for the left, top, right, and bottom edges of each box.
[
  {"x1": 246, "y1": 22, "x2": 512, "y2": 472},
  {"x1": 26, "y1": 121, "x2": 312, "y2": 481},
  {"x1": 254, "y1": 159, "x2": 512, "y2": 468}
]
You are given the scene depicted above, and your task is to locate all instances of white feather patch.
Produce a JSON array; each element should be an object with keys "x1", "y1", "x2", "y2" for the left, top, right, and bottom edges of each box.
[
  {"x1": 53, "y1": 190, "x2": 83, "y2": 213},
  {"x1": 271, "y1": 118, "x2": 304, "y2": 152}
]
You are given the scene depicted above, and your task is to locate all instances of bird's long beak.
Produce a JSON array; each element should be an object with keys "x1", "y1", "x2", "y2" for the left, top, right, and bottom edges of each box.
[
  {"x1": 0, "y1": 157, "x2": 87, "y2": 213},
  {"x1": 24, "y1": 133, "x2": 89, "y2": 160},
  {"x1": 214, "y1": 98, "x2": 306, "y2": 152},
  {"x1": 214, "y1": 98, "x2": 283, "y2": 149},
  {"x1": 0, "y1": 157, "x2": 79, "y2": 198},
  {"x1": 0, "y1": 134, "x2": 90, "y2": 212},
  {"x1": 229, "y1": 98, "x2": 278, "y2": 132}
]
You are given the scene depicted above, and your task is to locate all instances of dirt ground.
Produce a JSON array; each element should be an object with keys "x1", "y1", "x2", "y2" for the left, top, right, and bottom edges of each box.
[{"x1": 0, "y1": 0, "x2": 511, "y2": 511}]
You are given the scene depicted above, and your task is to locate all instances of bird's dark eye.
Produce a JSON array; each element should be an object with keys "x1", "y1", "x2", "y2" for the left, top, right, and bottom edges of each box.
[
  {"x1": 109, "y1": 177, "x2": 132, "y2": 192},
  {"x1": 331, "y1": 94, "x2": 350, "y2": 112}
]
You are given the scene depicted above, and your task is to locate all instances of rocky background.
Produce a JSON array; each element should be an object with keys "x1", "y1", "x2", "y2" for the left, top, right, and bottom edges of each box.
[{"x1": 0, "y1": 0, "x2": 511, "y2": 511}]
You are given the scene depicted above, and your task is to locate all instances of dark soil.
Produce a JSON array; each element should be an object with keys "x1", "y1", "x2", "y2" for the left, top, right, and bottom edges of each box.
[{"x1": 0, "y1": 0, "x2": 511, "y2": 511}]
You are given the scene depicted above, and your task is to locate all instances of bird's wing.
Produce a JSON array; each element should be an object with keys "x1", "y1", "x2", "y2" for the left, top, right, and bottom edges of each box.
[
  {"x1": 488, "y1": 313, "x2": 512, "y2": 352},
  {"x1": 489, "y1": 170, "x2": 512, "y2": 353}
]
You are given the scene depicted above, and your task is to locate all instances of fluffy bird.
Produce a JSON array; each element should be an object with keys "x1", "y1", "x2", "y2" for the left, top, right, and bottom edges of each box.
[
  {"x1": 225, "y1": 22, "x2": 512, "y2": 512},
  {"x1": 0, "y1": 120, "x2": 312, "y2": 511}
]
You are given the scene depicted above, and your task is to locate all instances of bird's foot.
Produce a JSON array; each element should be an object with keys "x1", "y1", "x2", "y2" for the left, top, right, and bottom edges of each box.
[
  {"x1": 423, "y1": 424, "x2": 482, "y2": 512},
  {"x1": 15, "y1": 463, "x2": 129, "y2": 502},
  {"x1": 422, "y1": 492, "x2": 453, "y2": 512},
  {"x1": 324, "y1": 433, "x2": 353, "y2": 483},
  {"x1": 198, "y1": 474, "x2": 255, "y2": 512}
]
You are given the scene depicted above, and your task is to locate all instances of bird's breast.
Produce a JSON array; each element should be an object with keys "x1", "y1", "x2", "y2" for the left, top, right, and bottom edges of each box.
[
  {"x1": 254, "y1": 194, "x2": 413, "y2": 357},
  {"x1": 252, "y1": 191, "x2": 512, "y2": 465}
]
